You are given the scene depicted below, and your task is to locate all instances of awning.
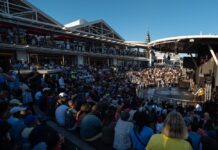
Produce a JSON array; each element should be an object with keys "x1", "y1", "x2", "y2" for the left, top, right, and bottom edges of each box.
[
  {"x1": 54, "y1": 35, "x2": 74, "y2": 40},
  {"x1": 26, "y1": 28, "x2": 50, "y2": 35}
]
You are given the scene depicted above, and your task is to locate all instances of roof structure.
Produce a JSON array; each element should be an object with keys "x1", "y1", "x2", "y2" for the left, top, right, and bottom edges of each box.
[
  {"x1": 0, "y1": 1, "x2": 126, "y2": 45},
  {"x1": 0, "y1": 0, "x2": 63, "y2": 28},
  {"x1": 65, "y1": 19, "x2": 125, "y2": 42},
  {"x1": 149, "y1": 35, "x2": 218, "y2": 54},
  {"x1": 125, "y1": 41, "x2": 147, "y2": 48}
]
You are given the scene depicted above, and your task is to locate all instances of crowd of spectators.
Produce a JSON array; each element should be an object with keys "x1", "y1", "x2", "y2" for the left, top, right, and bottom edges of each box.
[
  {"x1": 128, "y1": 67, "x2": 183, "y2": 89},
  {"x1": 0, "y1": 64, "x2": 218, "y2": 150},
  {"x1": 0, "y1": 28, "x2": 146, "y2": 57}
]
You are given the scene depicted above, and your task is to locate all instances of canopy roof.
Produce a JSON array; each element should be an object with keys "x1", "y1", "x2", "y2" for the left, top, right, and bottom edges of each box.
[
  {"x1": 125, "y1": 41, "x2": 147, "y2": 48},
  {"x1": 149, "y1": 35, "x2": 218, "y2": 53}
]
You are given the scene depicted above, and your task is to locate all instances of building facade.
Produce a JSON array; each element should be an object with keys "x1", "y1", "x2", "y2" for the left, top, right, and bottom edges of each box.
[{"x1": 0, "y1": 0, "x2": 148, "y2": 70}]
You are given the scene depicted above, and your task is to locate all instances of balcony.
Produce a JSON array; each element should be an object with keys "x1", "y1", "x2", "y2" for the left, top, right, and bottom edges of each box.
[{"x1": 0, "y1": 32, "x2": 148, "y2": 61}]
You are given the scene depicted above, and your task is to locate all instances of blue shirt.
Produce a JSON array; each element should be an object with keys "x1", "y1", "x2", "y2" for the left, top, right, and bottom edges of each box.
[
  {"x1": 0, "y1": 74, "x2": 6, "y2": 84},
  {"x1": 130, "y1": 126, "x2": 153, "y2": 150},
  {"x1": 10, "y1": 119, "x2": 26, "y2": 144},
  {"x1": 189, "y1": 132, "x2": 201, "y2": 150}
]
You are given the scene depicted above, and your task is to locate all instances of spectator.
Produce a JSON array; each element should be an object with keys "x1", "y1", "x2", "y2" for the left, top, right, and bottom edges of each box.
[
  {"x1": 35, "y1": 88, "x2": 43, "y2": 105},
  {"x1": 19, "y1": 79, "x2": 33, "y2": 105},
  {"x1": 46, "y1": 132, "x2": 64, "y2": 150},
  {"x1": 146, "y1": 111, "x2": 192, "y2": 150},
  {"x1": 55, "y1": 97, "x2": 68, "y2": 126},
  {"x1": 58, "y1": 74, "x2": 65, "y2": 90},
  {"x1": 102, "y1": 106, "x2": 116, "y2": 145},
  {"x1": 130, "y1": 111, "x2": 153, "y2": 150},
  {"x1": 0, "y1": 67, "x2": 7, "y2": 90},
  {"x1": 65, "y1": 100, "x2": 77, "y2": 130},
  {"x1": 21, "y1": 114, "x2": 40, "y2": 150},
  {"x1": 29, "y1": 125, "x2": 50, "y2": 150},
  {"x1": 8, "y1": 106, "x2": 27, "y2": 146},
  {"x1": 80, "y1": 104, "x2": 102, "y2": 141},
  {"x1": 156, "y1": 116, "x2": 164, "y2": 133},
  {"x1": 187, "y1": 117, "x2": 201, "y2": 150},
  {"x1": 0, "y1": 121, "x2": 14, "y2": 150},
  {"x1": 113, "y1": 111, "x2": 133, "y2": 150},
  {"x1": 76, "y1": 103, "x2": 89, "y2": 127}
]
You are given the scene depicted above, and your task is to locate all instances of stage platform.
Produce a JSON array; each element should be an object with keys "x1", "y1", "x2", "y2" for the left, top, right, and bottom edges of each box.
[{"x1": 138, "y1": 87, "x2": 195, "y2": 102}]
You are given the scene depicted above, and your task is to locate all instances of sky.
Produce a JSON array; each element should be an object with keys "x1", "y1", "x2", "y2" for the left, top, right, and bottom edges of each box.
[{"x1": 28, "y1": 0, "x2": 218, "y2": 42}]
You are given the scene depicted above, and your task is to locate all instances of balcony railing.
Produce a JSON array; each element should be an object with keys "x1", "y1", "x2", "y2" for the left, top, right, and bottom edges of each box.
[{"x1": 0, "y1": 32, "x2": 147, "y2": 58}]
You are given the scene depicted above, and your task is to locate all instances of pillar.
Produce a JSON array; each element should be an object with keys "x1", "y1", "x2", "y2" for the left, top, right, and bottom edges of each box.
[
  {"x1": 149, "y1": 50, "x2": 152, "y2": 67},
  {"x1": 62, "y1": 55, "x2": 65, "y2": 65},
  {"x1": 107, "y1": 59, "x2": 110, "y2": 66},
  {"x1": 16, "y1": 50, "x2": 27, "y2": 63},
  {"x1": 112, "y1": 58, "x2": 118, "y2": 66},
  {"x1": 77, "y1": 55, "x2": 84, "y2": 66},
  {"x1": 66, "y1": 40, "x2": 70, "y2": 50},
  {"x1": 102, "y1": 43, "x2": 105, "y2": 53}
]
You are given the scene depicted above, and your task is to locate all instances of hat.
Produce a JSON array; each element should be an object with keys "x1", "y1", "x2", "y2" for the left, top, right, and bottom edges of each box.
[
  {"x1": 42, "y1": 88, "x2": 51, "y2": 92},
  {"x1": 10, "y1": 106, "x2": 26, "y2": 114},
  {"x1": 9, "y1": 99, "x2": 22, "y2": 106},
  {"x1": 59, "y1": 92, "x2": 68, "y2": 97},
  {"x1": 24, "y1": 114, "x2": 39, "y2": 126}
]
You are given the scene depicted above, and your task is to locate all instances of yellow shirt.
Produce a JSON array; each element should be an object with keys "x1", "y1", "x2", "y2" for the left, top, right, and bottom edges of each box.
[{"x1": 146, "y1": 134, "x2": 192, "y2": 150}]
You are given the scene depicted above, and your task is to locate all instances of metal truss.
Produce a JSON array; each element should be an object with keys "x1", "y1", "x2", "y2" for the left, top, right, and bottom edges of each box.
[
  {"x1": 0, "y1": 0, "x2": 61, "y2": 27},
  {"x1": 76, "y1": 22, "x2": 120, "y2": 41},
  {"x1": 0, "y1": 0, "x2": 37, "y2": 19}
]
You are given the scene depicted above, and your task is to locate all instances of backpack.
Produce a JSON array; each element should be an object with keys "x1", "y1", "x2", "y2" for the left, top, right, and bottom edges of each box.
[{"x1": 65, "y1": 108, "x2": 76, "y2": 129}]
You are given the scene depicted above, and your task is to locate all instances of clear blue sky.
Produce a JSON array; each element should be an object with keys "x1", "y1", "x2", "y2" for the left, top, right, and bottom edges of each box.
[{"x1": 28, "y1": 0, "x2": 218, "y2": 41}]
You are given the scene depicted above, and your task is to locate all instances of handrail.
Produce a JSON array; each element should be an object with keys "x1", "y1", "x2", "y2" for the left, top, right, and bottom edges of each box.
[{"x1": 0, "y1": 42, "x2": 148, "y2": 60}]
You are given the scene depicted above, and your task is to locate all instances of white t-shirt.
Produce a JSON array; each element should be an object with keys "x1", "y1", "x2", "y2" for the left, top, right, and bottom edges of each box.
[{"x1": 55, "y1": 104, "x2": 68, "y2": 126}]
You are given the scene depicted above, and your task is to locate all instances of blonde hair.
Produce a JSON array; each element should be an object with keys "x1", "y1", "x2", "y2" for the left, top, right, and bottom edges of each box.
[{"x1": 162, "y1": 111, "x2": 188, "y2": 139}]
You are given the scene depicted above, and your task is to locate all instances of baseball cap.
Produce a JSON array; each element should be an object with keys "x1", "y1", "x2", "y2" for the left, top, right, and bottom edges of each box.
[
  {"x1": 10, "y1": 106, "x2": 26, "y2": 114},
  {"x1": 59, "y1": 92, "x2": 68, "y2": 97},
  {"x1": 42, "y1": 88, "x2": 51, "y2": 92},
  {"x1": 9, "y1": 99, "x2": 22, "y2": 106}
]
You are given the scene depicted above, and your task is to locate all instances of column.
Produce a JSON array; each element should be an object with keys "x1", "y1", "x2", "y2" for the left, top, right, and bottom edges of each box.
[
  {"x1": 149, "y1": 50, "x2": 152, "y2": 66},
  {"x1": 107, "y1": 59, "x2": 110, "y2": 66},
  {"x1": 66, "y1": 40, "x2": 70, "y2": 50},
  {"x1": 112, "y1": 58, "x2": 118, "y2": 66},
  {"x1": 62, "y1": 55, "x2": 65, "y2": 65},
  {"x1": 137, "y1": 48, "x2": 140, "y2": 56},
  {"x1": 77, "y1": 55, "x2": 84, "y2": 66},
  {"x1": 16, "y1": 50, "x2": 27, "y2": 63},
  {"x1": 102, "y1": 43, "x2": 105, "y2": 53}
]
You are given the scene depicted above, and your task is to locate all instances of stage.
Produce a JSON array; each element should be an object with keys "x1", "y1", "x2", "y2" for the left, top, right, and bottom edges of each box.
[{"x1": 137, "y1": 87, "x2": 194, "y2": 102}]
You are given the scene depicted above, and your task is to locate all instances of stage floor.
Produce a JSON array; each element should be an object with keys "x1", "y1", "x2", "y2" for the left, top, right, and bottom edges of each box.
[{"x1": 137, "y1": 87, "x2": 194, "y2": 101}]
